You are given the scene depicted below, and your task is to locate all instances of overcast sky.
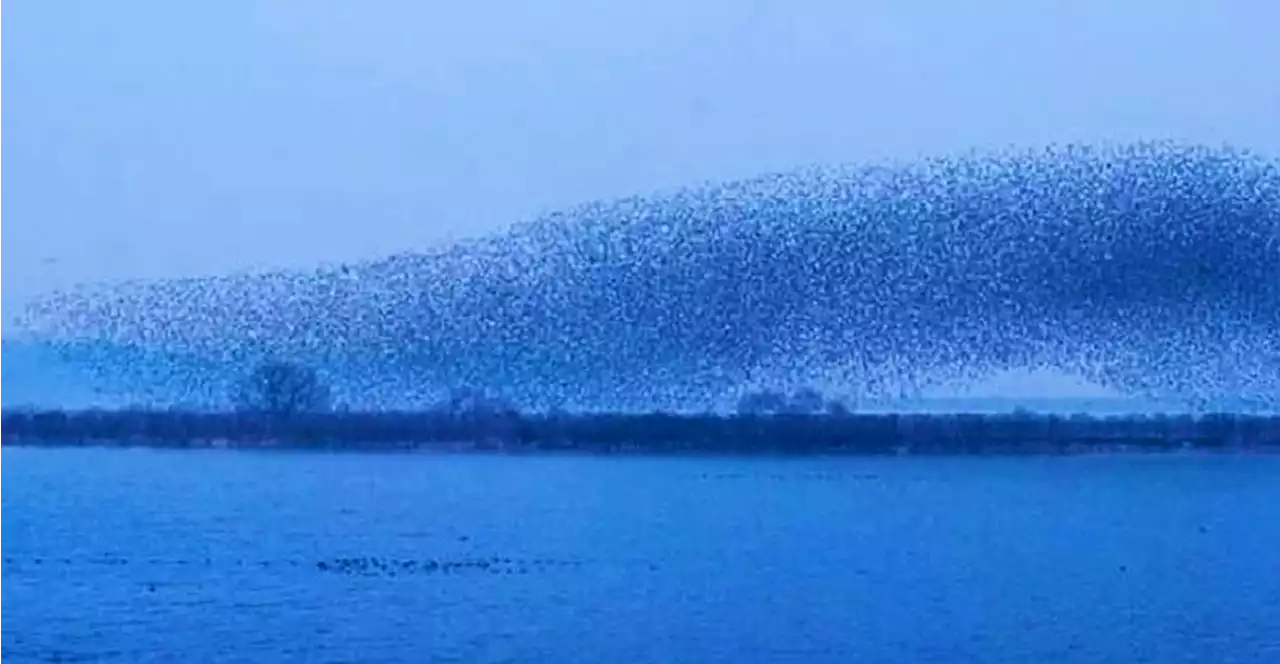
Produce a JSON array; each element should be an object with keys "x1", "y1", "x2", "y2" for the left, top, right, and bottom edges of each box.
[{"x1": 5, "y1": 0, "x2": 1278, "y2": 307}]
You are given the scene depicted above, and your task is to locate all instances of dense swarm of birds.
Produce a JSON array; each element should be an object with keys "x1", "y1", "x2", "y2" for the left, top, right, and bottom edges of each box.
[{"x1": 16, "y1": 142, "x2": 1280, "y2": 411}]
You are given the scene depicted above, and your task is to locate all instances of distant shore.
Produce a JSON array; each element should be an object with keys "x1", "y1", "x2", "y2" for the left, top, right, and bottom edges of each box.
[{"x1": 3, "y1": 408, "x2": 1278, "y2": 455}]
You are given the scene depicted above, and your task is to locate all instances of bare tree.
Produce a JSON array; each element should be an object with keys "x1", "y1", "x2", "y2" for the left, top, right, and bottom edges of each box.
[
  {"x1": 237, "y1": 361, "x2": 332, "y2": 415},
  {"x1": 434, "y1": 387, "x2": 513, "y2": 417},
  {"x1": 787, "y1": 387, "x2": 825, "y2": 415},
  {"x1": 737, "y1": 390, "x2": 788, "y2": 416}
]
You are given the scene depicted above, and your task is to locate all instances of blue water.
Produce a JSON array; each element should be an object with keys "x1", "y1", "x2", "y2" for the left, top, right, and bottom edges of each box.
[{"x1": 3, "y1": 448, "x2": 1278, "y2": 663}]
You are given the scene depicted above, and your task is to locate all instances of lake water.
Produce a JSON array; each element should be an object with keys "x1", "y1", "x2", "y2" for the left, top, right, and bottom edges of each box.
[{"x1": 3, "y1": 448, "x2": 1278, "y2": 663}]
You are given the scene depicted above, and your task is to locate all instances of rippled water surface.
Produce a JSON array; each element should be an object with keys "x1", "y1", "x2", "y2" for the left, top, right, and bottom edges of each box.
[{"x1": 4, "y1": 448, "x2": 1278, "y2": 663}]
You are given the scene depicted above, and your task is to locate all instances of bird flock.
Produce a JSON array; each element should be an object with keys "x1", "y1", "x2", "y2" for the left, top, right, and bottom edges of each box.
[
  {"x1": 19, "y1": 141, "x2": 1280, "y2": 412},
  {"x1": 2, "y1": 555, "x2": 595, "y2": 578}
]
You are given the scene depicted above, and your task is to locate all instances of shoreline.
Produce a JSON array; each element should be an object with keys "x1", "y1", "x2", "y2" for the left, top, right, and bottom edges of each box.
[{"x1": 4, "y1": 408, "x2": 1278, "y2": 456}]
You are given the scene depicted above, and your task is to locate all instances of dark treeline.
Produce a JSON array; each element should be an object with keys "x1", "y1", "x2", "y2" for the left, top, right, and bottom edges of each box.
[
  {"x1": 4, "y1": 407, "x2": 1279, "y2": 455},
  {"x1": 6, "y1": 362, "x2": 1278, "y2": 454}
]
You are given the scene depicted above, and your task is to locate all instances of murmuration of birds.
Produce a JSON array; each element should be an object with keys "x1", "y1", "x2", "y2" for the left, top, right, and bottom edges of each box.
[
  {"x1": 313, "y1": 556, "x2": 586, "y2": 577},
  {"x1": 16, "y1": 142, "x2": 1280, "y2": 412}
]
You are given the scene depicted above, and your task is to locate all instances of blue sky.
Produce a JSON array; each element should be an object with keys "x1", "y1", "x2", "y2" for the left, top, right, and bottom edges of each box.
[{"x1": 6, "y1": 0, "x2": 1277, "y2": 309}]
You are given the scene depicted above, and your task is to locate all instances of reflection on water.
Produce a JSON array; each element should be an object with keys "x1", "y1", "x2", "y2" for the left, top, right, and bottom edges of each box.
[{"x1": 4, "y1": 448, "x2": 1279, "y2": 663}]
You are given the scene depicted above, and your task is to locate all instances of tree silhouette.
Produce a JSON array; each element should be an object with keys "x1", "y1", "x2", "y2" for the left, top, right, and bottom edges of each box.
[
  {"x1": 737, "y1": 390, "x2": 788, "y2": 415},
  {"x1": 237, "y1": 361, "x2": 332, "y2": 415},
  {"x1": 434, "y1": 387, "x2": 514, "y2": 417},
  {"x1": 787, "y1": 388, "x2": 825, "y2": 415}
]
